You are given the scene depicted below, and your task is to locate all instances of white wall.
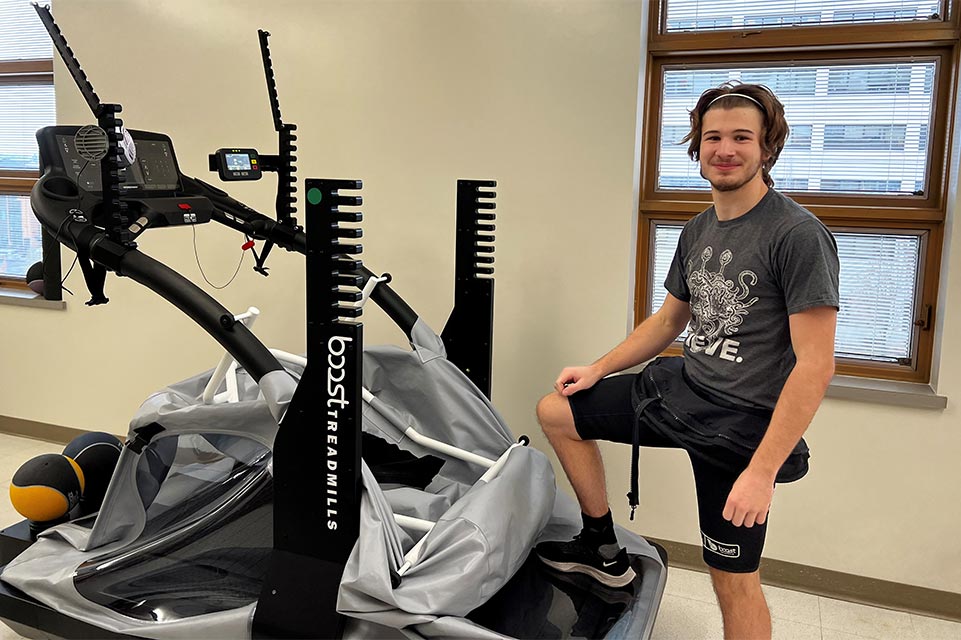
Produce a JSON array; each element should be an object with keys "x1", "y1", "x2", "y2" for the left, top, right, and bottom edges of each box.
[{"x1": 1, "y1": 0, "x2": 959, "y2": 596}]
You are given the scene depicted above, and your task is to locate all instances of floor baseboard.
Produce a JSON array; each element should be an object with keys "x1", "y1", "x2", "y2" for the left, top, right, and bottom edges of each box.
[
  {"x1": 0, "y1": 415, "x2": 98, "y2": 446},
  {"x1": 648, "y1": 537, "x2": 961, "y2": 623}
]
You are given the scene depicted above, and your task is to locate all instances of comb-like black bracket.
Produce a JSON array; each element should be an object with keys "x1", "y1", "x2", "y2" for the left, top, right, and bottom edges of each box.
[
  {"x1": 441, "y1": 180, "x2": 497, "y2": 398},
  {"x1": 34, "y1": 3, "x2": 132, "y2": 247}
]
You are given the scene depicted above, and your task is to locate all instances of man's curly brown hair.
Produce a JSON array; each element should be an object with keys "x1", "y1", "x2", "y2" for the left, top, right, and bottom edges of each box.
[{"x1": 681, "y1": 82, "x2": 790, "y2": 188}]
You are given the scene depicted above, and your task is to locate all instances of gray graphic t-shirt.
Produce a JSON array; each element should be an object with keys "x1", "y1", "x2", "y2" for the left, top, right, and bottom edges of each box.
[{"x1": 664, "y1": 189, "x2": 840, "y2": 410}]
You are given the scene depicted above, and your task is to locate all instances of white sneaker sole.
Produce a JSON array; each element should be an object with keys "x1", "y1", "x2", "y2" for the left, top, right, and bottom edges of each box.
[{"x1": 538, "y1": 556, "x2": 637, "y2": 588}]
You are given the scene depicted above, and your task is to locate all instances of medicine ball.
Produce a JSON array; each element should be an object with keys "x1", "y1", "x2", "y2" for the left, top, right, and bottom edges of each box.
[
  {"x1": 9, "y1": 454, "x2": 85, "y2": 522},
  {"x1": 25, "y1": 261, "x2": 44, "y2": 295},
  {"x1": 63, "y1": 431, "x2": 123, "y2": 513}
]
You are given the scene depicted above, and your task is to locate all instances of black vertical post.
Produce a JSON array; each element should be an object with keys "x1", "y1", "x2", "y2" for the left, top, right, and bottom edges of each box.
[
  {"x1": 253, "y1": 179, "x2": 364, "y2": 639},
  {"x1": 441, "y1": 180, "x2": 497, "y2": 398},
  {"x1": 40, "y1": 228, "x2": 62, "y2": 301},
  {"x1": 96, "y1": 104, "x2": 132, "y2": 245}
]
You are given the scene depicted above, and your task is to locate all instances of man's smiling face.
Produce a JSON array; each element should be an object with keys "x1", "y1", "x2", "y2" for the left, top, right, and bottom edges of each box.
[{"x1": 699, "y1": 105, "x2": 769, "y2": 193}]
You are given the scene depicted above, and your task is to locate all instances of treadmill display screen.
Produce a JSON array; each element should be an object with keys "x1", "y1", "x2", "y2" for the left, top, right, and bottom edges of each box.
[
  {"x1": 56, "y1": 134, "x2": 180, "y2": 194},
  {"x1": 225, "y1": 153, "x2": 252, "y2": 171}
]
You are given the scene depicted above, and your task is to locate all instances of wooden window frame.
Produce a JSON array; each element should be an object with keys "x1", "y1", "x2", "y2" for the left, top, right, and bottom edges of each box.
[
  {"x1": 636, "y1": 0, "x2": 960, "y2": 383},
  {"x1": 0, "y1": 57, "x2": 52, "y2": 289}
]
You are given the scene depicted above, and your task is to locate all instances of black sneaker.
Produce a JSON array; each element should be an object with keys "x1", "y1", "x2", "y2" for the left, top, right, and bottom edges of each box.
[{"x1": 535, "y1": 534, "x2": 637, "y2": 588}]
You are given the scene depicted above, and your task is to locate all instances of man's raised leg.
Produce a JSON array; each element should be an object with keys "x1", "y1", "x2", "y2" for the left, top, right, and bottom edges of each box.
[
  {"x1": 534, "y1": 390, "x2": 635, "y2": 587},
  {"x1": 536, "y1": 391, "x2": 609, "y2": 516}
]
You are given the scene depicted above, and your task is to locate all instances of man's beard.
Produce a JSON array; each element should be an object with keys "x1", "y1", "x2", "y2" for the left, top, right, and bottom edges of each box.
[{"x1": 700, "y1": 161, "x2": 763, "y2": 192}]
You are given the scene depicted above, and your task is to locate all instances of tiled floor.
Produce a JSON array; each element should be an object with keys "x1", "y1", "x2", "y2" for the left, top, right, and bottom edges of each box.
[
  {"x1": 653, "y1": 567, "x2": 961, "y2": 639},
  {"x1": 0, "y1": 432, "x2": 959, "y2": 639}
]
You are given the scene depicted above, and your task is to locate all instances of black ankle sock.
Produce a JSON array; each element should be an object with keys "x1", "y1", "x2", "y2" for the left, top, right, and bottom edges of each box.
[{"x1": 581, "y1": 510, "x2": 617, "y2": 545}]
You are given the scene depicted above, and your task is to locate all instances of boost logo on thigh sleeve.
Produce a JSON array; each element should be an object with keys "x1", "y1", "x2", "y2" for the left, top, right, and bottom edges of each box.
[{"x1": 702, "y1": 532, "x2": 740, "y2": 558}]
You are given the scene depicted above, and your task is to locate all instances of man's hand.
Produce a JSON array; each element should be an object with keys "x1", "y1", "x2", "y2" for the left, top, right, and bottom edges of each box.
[
  {"x1": 723, "y1": 467, "x2": 776, "y2": 528},
  {"x1": 554, "y1": 365, "x2": 603, "y2": 396}
]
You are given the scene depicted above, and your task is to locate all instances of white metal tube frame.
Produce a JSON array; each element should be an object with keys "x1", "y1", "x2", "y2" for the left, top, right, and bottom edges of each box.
[{"x1": 205, "y1": 303, "x2": 528, "y2": 577}]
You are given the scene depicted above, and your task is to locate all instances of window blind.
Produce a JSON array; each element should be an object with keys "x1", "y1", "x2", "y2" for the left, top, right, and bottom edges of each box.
[
  {"x1": 650, "y1": 222, "x2": 922, "y2": 363},
  {"x1": 0, "y1": 194, "x2": 42, "y2": 280},
  {"x1": 0, "y1": 83, "x2": 55, "y2": 171},
  {"x1": 664, "y1": 0, "x2": 943, "y2": 32},
  {"x1": 0, "y1": 0, "x2": 52, "y2": 62},
  {"x1": 834, "y1": 232, "x2": 921, "y2": 362},
  {"x1": 657, "y1": 61, "x2": 936, "y2": 196}
]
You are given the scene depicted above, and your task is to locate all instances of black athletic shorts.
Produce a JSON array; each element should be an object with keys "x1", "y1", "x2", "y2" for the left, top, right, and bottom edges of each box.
[{"x1": 569, "y1": 373, "x2": 768, "y2": 573}]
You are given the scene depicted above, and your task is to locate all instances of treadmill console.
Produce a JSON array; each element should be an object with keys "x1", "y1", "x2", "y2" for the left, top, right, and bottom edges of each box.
[
  {"x1": 39, "y1": 126, "x2": 184, "y2": 197},
  {"x1": 36, "y1": 126, "x2": 212, "y2": 234}
]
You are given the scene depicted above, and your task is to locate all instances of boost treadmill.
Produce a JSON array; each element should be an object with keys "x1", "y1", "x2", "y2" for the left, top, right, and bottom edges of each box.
[{"x1": 0, "y1": 6, "x2": 666, "y2": 639}]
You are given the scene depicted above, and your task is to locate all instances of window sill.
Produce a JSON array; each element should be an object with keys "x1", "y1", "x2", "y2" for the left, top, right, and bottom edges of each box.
[
  {"x1": 0, "y1": 287, "x2": 65, "y2": 310},
  {"x1": 621, "y1": 362, "x2": 947, "y2": 411},
  {"x1": 826, "y1": 375, "x2": 946, "y2": 410}
]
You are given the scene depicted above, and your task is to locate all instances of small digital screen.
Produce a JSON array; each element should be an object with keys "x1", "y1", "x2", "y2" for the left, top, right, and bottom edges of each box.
[{"x1": 226, "y1": 153, "x2": 252, "y2": 171}]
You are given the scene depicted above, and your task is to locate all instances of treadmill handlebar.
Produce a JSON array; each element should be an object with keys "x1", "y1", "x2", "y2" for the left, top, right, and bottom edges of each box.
[
  {"x1": 31, "y1": 173, "x2": 284, "y2": 383},
  {"x1": 33, "y1": 165, "x2": 418, "y2": 345}
]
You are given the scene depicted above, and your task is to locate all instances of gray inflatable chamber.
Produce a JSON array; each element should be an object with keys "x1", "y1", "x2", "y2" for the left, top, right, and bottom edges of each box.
[{"x1": 1, "y1": 320, "x2": 666, "y2": 639}]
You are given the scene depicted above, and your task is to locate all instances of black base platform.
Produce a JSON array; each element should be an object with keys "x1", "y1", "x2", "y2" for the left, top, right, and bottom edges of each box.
[
  {"x1": 468, "y1": 543, "x2": 667, "y2": 639},
  {"x1": 0, "y1": 521, "x2": 34, "y2": 567},
  {"x1": 1, "y1": 521, "x2": 140, "y2": 639},
  {"x1": 0, "y1": 577, "x2": 142, "y2": 640},
  {"x1": 0, "y1": 543, "x2": 667, "y2": 640}
]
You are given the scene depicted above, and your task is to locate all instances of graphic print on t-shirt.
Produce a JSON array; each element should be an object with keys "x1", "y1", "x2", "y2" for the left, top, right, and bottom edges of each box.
[{"x1": 684, "y1": 246, "x2": 758, "y2": 363}]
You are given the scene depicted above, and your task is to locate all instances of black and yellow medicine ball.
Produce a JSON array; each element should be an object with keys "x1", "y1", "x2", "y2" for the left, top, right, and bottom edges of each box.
[
  {"x1": 9, "y1": 454, "x2": 85, "y2": 522},
  {"x1": 63, "y1": 431, "x2": 122, "y2": 511}
]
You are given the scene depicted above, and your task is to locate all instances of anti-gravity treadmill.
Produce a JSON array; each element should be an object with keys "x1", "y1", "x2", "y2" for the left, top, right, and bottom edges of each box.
[{"x1": 0, "y1": 7, "x2": 667, "y2": 639}]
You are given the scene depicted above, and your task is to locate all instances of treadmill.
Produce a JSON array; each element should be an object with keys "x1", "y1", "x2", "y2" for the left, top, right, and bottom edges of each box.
[{"x1": 0, "y1": 6, "x2": 667, "y2": 639}]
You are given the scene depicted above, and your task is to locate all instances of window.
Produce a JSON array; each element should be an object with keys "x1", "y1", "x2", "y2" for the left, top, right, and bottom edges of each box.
[
  {"x1": 0, "y1": 0, "x2": 54, "y2": 288},
  {"x1": 656, "y1": 62, "x2": 936, "y2": 197},
  {"x1": 662, "y1": 0, "x2": 943, "y2": 31},
  {"x1": 648, "y1": 223, "x2": 929, "y2": 367},
  {"x1": 640, "y1": 0, "x2": 958, "y2": 382}
]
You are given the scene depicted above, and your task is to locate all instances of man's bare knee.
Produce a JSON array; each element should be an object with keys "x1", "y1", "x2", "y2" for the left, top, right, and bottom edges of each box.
[
  {"x1": 536, "y1": 393, "x2": 578, "y2": 440},
  {"x1": 709, "y1": 568, "x2": 763, "y2": 605}
]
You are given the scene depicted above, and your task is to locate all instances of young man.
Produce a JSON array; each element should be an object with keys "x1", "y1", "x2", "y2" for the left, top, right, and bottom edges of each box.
[{"x1": 535, "y1": 83, "x2": 839, "y2": 640}]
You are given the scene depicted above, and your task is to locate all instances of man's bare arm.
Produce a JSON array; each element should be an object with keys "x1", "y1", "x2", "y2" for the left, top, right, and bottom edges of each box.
[
  {"x1": 556, "y1": 293, "x2": 691, "y2": 396},
  {"x1": 723, "y1": 305, "x2": 837, "y2": 527}
]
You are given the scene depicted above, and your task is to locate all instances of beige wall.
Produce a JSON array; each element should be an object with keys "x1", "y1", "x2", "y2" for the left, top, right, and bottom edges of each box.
[{"x1": 1, "y1": 0, "x2": 959, "y2": 595}]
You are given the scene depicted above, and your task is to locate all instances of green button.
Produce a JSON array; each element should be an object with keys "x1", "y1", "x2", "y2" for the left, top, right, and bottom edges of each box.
[{"x1": 307, "y1": 188, "x2": 323, "y2": 205}]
